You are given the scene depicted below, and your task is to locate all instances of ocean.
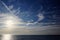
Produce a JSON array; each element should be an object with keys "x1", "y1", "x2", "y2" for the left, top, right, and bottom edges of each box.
[{"x1": 0, "y1": 35, "x2": 60, "y2": 40}]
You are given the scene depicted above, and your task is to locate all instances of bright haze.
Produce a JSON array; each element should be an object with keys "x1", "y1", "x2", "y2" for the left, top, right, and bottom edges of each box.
[{"x1": 0, "y1": 0, "x2": 60, "y2": 35}]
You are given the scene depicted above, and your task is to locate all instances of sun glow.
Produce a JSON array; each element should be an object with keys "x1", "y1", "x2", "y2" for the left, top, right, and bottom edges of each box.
[
  {"x1": 5, "y1": 19, "x2": 14, "y2": 29},
  {"x1": 5, "y1": 15, "x2": 17, "y2": 28},
  {"x1": 2, "y1": 34, "x2": 13, "y2": 40},
  {"x1": 0, "y1": 13, "x2": 21, "y2": 33}
]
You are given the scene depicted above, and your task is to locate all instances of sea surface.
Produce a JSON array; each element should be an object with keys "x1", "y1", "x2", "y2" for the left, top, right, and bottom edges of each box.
[{"x1": 0, "y1": 35, "x2": 60, "y2": 40}]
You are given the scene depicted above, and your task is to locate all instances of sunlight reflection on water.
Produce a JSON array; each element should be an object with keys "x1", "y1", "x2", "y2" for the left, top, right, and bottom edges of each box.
[{"x1": 1, "y1": 34, "x2": 14, "y2": 40}]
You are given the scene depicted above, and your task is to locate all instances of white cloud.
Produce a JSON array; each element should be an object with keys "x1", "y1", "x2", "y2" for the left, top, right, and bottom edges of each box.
[
  {"x1": 26, "y1": 13, "x2": 45, "y2": 25},
  {"x1": 1, "y1": 25, "x2": 59, "y2": 35},
  {"x1": 37, "y1": 13, "x2": 44, "y2": 21},
  {"x1": 31, "y1": 13, "x2": 45, "y2": 24}
]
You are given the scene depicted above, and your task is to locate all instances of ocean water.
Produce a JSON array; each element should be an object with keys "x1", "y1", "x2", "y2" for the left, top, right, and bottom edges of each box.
[{"x1": 0, "y1": 35, "x2": 60, "y2": 40}]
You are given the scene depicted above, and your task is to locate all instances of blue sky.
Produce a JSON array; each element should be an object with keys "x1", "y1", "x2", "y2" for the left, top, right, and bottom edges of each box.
[
  {"x1": 0, "y1": 0, "x2": 60, "y2": 35},
  {"x1": 0, "y1": 0, "x2": 59, "y2": 27}
]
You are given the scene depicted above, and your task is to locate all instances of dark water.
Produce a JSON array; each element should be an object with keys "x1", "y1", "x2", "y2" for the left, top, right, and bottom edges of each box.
[
  {"x1": 0, "y1": 35, "x2": 60, "y2": 40},
  {"x1": 4, "y1": 35, "x2": 60, "y2": 40}
]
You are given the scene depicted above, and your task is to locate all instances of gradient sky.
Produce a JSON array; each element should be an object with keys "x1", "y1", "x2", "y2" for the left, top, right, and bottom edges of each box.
[
  {"x1": 0, "y1": 0, "x2": 60, "y2": 27},
  {"x1": 0, "y1": 0, "x2": 60, "y2": 35}
]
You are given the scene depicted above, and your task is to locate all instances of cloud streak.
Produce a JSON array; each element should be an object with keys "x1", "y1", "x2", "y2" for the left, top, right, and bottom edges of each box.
[{"x1": 1, "y1": 1, "x2": 15, "y2": 15}]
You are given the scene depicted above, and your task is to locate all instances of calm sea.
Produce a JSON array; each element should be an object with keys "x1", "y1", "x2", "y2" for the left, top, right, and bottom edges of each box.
[{"x1": 0, "y1": 35, "x2": 60, "y2": 40}]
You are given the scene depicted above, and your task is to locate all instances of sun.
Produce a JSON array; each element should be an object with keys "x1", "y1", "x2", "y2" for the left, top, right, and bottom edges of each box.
[
  {"x1": 0, "y1": 13, "x2": 20, "y2": 33},
  {"x1": 5, "y1": 18, "x2": 15, "y2": 29},
  {"x1": 0, "y1": 13, "x2": 26, "y2": 34}
]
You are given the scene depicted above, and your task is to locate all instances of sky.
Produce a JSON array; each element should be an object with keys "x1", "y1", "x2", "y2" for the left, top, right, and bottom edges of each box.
[{"x1": 0, "y1": 0, "x2": 60, "y2": 34}]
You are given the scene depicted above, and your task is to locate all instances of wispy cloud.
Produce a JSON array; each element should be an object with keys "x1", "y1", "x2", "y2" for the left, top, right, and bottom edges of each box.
[{"x1": 37, "y1": 13, "x2": 44, "y2": 22}]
